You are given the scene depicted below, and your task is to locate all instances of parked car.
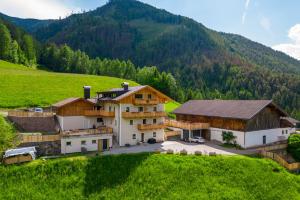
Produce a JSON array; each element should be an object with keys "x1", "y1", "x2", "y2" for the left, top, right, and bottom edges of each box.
[
  {"x1": 148, "y1": 138, "x2": 156, "y2": 144},
  {"x1": 34, "y1": 107, "x2": 43, "y2": 113},
  {"x1": 189, "y1": 136, "x2": 205, "y2": 144}
]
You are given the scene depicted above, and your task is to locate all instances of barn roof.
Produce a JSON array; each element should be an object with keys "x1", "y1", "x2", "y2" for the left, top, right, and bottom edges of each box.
[{"x1": 173, "y1": 100, "x2": 287, "y2": 120}]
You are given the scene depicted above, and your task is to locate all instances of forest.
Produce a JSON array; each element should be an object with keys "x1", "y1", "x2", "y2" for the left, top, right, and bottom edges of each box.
[{"x1": 0, "y1": 0, "x2": 299, "y2": 119}]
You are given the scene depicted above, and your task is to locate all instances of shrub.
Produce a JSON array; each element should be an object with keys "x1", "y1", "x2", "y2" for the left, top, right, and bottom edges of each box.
[
  {"x1": 180, "y1": 149, "x2": 188, "y2": 155},
  {"x1": 209, "y1": 152, "x2": 217, "y2": 156},
  {"x1": 222, "y1": 131, "x2": 236, "y2": 144},
  {"x1": 166, "y1": 149, "x2": 174, "y2": 154},
  {"x1": 194, "y1": 151, "x2": 202, "y2": 156},
  {"x1": 287, "y1": 134, "x2": 300, "y2": 161}
]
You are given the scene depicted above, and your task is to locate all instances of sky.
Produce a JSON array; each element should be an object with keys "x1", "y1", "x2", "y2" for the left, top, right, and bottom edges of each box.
[{"x1": 0, "y1": 0, "x2": 299, "y2": 60}]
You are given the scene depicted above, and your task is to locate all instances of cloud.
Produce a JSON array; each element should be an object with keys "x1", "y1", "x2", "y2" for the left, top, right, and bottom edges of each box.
[
  {"x1": 242, "y1": 0, "x2": 251, "y2": 24},
  {"x1": 260, "y1": 17, "x2": 271, "y2": 31},
  {"x1": 0, "y1": 0, "x2": 78, "y2": 19},
  {"x1": 273, "y1": 24, "x2": 300, "y2": 60}
]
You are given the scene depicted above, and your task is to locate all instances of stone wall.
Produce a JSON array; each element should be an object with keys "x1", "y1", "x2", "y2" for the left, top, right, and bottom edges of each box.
[{"x1": 18, "y1": 141, "x2": 61, "y2": 156}]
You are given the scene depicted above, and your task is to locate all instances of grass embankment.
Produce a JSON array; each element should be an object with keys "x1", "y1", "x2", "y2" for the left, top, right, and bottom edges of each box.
[
  {"x1": 0, "y1": 115, "x2": 17, "y2": 152},
  {"x1": 165, "y1": 101, "x2": 181, "y2": 118},
  {"x1": 0, "y1": 153, "x2": 299, "y2": 200},
  {"x1": 0, "y1": 60, "x2": 138, "y2": 108}
]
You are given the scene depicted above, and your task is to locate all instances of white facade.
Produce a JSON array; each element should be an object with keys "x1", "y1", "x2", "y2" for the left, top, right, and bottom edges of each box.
[
  {"x1": 57, "y1": 102, "x2": 166, "y2": 148},
  {"x1": 61, "y1": 134, "x2": 112, "y2": 154},
  {"x1": 209, "y1": 127, "x2": 292, "y2": 148},
  {"x1": 118, "y1": 103, "x2": 165, "y2": 146}
]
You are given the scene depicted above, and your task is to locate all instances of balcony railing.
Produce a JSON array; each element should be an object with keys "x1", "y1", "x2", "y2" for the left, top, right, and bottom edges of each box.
[
  {"x1": 133, "y1": 98, "x2": 159, "y2": 105},
  {"x1": 84, "y1": 110, "x2": 115, "y2": 117},
  {"x1": 165, "y1": 119, "x2": 210, "y2": 130},
  {"x1": 137, "y1": 123, "x2": 165, "y2": 130},
  {"x1": 61, "y1": 127, "x2": 113, "y2": 137},
  {"x1": 122, "y1": 111, "x2": 167, "y2": 118}
]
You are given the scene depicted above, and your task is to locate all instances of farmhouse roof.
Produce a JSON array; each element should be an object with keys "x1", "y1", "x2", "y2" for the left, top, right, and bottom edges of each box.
[
  {"x1": 97, "y1": 85, "x2": 171, "y2": 102},
  {"x1": 173, "y1": 100, "x2": 287, "y2": 120},
  {"x1": 52, "y1": 97, "x2": 95, "y2": 108}
]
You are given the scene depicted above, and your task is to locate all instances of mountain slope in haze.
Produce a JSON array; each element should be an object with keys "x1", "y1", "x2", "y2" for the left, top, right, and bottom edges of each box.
[
  {"x1": 0, "y1": 13, "x2": 52, "y2": 33},
  {"x1": 21, "y1": 0, "x2": 300, "y2": 74},
  {"x1": 1, "y1": 0, "x2": 299, "y2": 118}
]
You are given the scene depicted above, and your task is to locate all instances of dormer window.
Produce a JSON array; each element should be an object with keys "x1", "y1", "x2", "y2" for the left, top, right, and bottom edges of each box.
[
  {"x1": 148, "y1": 94, "x2": 152, "y2": 99},
  {"x1": 135, "y1": 94, "x2": 143, "y2": 99}
]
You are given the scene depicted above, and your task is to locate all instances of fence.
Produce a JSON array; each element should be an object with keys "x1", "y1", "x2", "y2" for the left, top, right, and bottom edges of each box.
[
  {"x1": 8, "y1": 111, "x2": 54, "y2": 117},
  {"x1": 21, "y1": 134, "x2": 61, "y2": 143},
  {"x1": 260, "y1": 150, "x2": 300, "y2": 171},
  {"x1": 257, "y1": 143, "x2": 288, "y2": 151}
]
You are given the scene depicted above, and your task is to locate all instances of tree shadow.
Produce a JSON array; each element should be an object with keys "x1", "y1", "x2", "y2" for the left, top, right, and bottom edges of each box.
[{"x1": 83, "y1": 153, "x2": 150, "y2": 197}]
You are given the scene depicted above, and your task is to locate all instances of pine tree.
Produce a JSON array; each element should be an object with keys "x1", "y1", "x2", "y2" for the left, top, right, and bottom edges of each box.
[{"x1": 0, "y1": 23, "x2": 12, "y2": 60}]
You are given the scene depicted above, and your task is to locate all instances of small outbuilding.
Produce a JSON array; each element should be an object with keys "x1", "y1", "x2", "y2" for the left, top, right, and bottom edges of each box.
[{"x1": 3, "y1": 147, "x2": 37, "y2": 165}]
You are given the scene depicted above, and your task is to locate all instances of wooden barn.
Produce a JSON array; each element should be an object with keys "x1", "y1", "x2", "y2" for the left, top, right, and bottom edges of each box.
[{"x1": 172, "y1": 100, "x2": 296, "y2": 148}]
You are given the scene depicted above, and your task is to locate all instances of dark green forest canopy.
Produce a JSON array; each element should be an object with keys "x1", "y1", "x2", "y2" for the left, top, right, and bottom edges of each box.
[{"x1": 0, "y1": 0, "x2": 299, "y2": 119}]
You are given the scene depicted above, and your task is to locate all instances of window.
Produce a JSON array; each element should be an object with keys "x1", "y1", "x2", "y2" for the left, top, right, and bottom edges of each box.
[
  {"x1": 81, "y1": 140, "x2": 86, "y2": 145},
  {"x1": 153, "y1": 132, "x2": 156, "y2": 137},
  {"x1": 153, "y1": 107, "x2": 157, "y2": 112},
  {"x1": 153, "y1": 119, "x2": 157, "y2": 124},
  {"x1": 143, "y1": 119, "x2": 147, "y2": 124},
  {"x1": 115, "y1": 120, "x2": 117, "y2": 126},
  {"x1": 282, "y1": 130, "x2": 284, "y2": 135},
  {"x1": 132, "y1": 134, "x2": 136, "y2": 139},
  {"x1": 286, "y1": 130, "x2": 288, "y2": 134},
  {"x1": 109, "y1": 106, "x2": 112, "y2": 112},
  {"x1": 130, "y1": 120, "x2": 133, "y2": 125},
  {"x1": 148, "y1": 94, "x2": 152, "y2": 99},
  {"x1": 66, "y1": 141, "x2": 71, "y2": 146},
  {"x1": 138, "y1": 107, "x2": 144, "y2": 112},
  {"x1": 92, "y1": 140, "x2": 97, "y2": 144},
  {"x1": 135, "y1": 94, "x2": 143, "y2": 99},
  {"x1": 97, "y1": 118, "x2": 103, "y2": 123},
  {"x1": 126, "y1": 107, "x2": 130, "y2": 112}
]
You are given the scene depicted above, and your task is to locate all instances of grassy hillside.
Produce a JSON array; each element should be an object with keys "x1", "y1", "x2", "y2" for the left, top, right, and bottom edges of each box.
[
  {"x1": 0, "y1": 60, "x2": 138, "y2": 108},
  {"x1": 0, "y1": 153, "x2": 299, "y2": 199},
  {"x1": 0, "y1": 115, "x2": 17, "y2": 152}
]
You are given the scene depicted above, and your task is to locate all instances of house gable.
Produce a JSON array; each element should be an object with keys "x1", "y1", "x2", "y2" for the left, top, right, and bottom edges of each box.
[{"x1": 55, "y1": 99, "x2": 95, "y2": 116}]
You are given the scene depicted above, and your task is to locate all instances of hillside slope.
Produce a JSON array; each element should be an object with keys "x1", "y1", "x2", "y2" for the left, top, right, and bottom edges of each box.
[
  {"x1": 0, "y1": 153, "x2": 299, "y2": 199},
  {"x1": 1, "y1": 0, "x2": 299, "y2": 118},
  {"x1": 0, "y1": 60, "x2": 138, "y2": 108}
]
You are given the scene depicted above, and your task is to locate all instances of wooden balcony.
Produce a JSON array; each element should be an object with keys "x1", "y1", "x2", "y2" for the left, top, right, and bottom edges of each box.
[
  {"x1": 137, "y1": 123, "x2": 165, "y2": 130},
  {"x1": 122, "y1": 111, "x2": 167, "y2": 118},
  {"x1": 165, "y1": 119, "x2": 210, "y2": 130},
  {"x1": 84, "y1": 110, "x2": 115, "y2": 117},
  {"x1": 133, "y1": 98, "x2": 159, "y2": 105},
  {"x1": 61, "y1": 127, "x2": 113, "y2": 137}
]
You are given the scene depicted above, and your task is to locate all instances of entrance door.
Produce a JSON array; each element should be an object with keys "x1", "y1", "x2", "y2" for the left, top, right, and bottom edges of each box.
[
  {"x1": 103, "y1": 139, "x2": 108, "y2": 150},
  {"x1": 98, "y1": 139, "x2": 103, "y2": 152},
  {"x1": 141, "y1": 133, "x2": 144, "y2": 142},
  {"x1": 263, "y1": 135, "x2": 266, "y2": 145}
]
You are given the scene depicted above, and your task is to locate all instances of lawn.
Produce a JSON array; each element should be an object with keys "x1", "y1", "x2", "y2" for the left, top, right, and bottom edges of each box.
[
  {"x1": 0, "y1": 153, "x2": 299, "y2": 200},
  {"x1": 165, "y1": 101, "x2": 181, "y2": 118},
  {"x1": 0, "y1": 60, "x2": 138, "y2": 108}
]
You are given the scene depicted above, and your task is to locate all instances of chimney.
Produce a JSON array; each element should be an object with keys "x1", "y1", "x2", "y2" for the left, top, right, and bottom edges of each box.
[
  {"x1": 122, "y1": 82, "x2": 129, "y2": 91},
  {"x1": 83, "y1": 86, "x2": 91, "y2": 99}
]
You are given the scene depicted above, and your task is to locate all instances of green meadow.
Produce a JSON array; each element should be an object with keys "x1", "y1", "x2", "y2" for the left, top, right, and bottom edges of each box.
[
  {"x1": 0, "y1": 60, "x2": 138, "y2": 108},
  {"x1": 0, "y1": 153, "x2": 299, "y2": 200}
]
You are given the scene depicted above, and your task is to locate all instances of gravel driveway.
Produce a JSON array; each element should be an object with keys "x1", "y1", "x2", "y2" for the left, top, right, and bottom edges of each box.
[{"x1": 103, "y1": 141, "x2": 257, "y2": 155}]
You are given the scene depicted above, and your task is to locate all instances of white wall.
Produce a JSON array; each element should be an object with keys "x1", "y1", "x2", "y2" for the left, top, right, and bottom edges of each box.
[
  {"x1": 118, "y1": 103, "x2": 165, "y2": 146},
  {"x1": 244, "y1": 128, "x2": 291, "y2": 148},
  {"x1": 57, "y1": 116, "x2": 88, "y2": 131},
  {"x1": 61, "y1": 134, "x2": 112, "y2": 154},
  {"x1": 210, "y1": 128, "x2": 245, "y2": 147}
]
